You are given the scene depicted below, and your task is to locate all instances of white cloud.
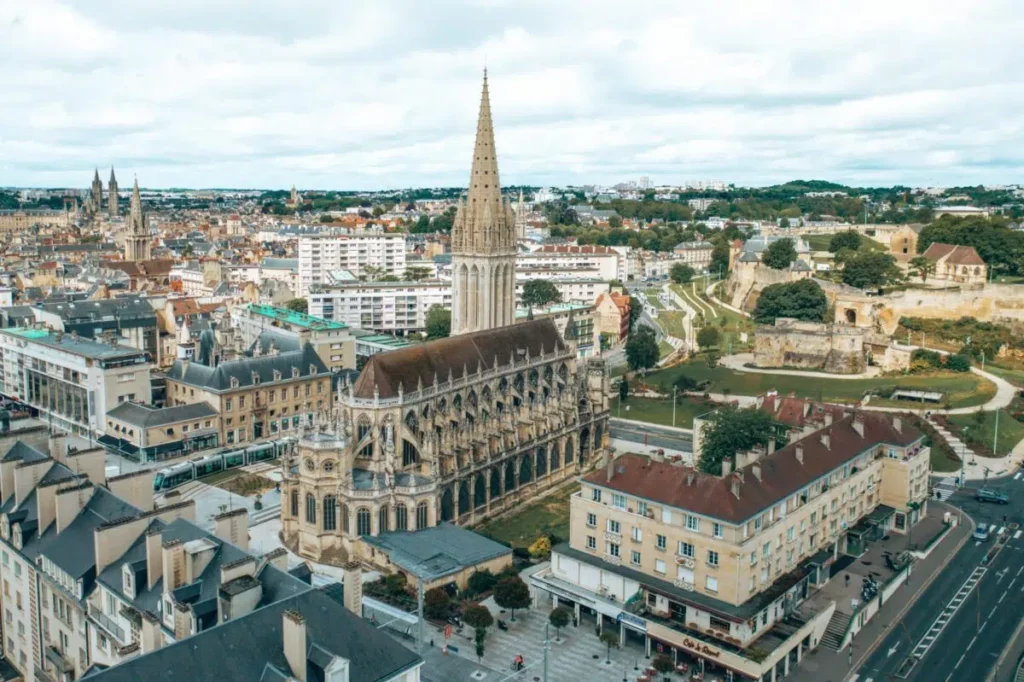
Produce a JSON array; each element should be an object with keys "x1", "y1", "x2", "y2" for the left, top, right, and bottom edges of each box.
[{"x1": 1, "y1": 0, "x2": 1023, "y2": 189}]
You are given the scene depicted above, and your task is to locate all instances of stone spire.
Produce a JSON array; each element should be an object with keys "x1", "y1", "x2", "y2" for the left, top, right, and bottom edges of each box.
[
  {"x1": 90, "y1": 168, "x2": 103, "y2": 215},
  {"x1": 108, "y1": 166, "x2": 119, "y2": 217},
  {"x1": 130, "y1": 177, "x2": 143, "y2": 229},
  {"x1": 125, "y1": 176, "x2": 151, "y2": 262}
]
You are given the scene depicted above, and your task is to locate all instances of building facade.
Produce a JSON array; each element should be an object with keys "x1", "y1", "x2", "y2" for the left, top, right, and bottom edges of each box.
[
  {"x1": 233, "y1": 303, "x2": 355, "y2": 371},
  {"x1": 308, "y1": 281, "x2": 452, "y2": 336},
  {"x1": 297, "y1": 233, "x2": 408, "y2": 296},
  {"x1": 280, "y1": 318, "x2": 610, "y2": 565},
  {"x1": 450, "y1": 71, "x2": 517, "y2": 335}
]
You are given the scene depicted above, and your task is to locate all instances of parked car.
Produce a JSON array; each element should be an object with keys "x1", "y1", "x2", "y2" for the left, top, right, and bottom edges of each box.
[
  {"x1": 976, "y1": 489, "x2": 1009, "y2": 505},
  {"x1": 973, "y1": 526, "x2": 990, "y2": 542}
]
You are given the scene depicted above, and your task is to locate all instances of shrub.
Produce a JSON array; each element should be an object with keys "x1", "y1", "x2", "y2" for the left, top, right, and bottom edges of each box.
[
  {"x1": 944, "y1": 354, "x2": 972, "y2": 372},
  {"x1": 529, "y1": 536, "x2": 552, "y2": 560},
  {"x1": 467, "y1": 570, "x2": 497, "y2": 596}
]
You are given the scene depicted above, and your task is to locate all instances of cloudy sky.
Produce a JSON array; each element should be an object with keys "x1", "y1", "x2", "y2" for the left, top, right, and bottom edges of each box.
[{"x1": 2, "y1": 0, "x2": 1023, "y2": 190}]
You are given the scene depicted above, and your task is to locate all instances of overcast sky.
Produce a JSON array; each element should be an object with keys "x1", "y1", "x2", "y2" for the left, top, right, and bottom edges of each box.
[{"x1": 2, "y1": 0, "x2": 1023, "y2": 191}]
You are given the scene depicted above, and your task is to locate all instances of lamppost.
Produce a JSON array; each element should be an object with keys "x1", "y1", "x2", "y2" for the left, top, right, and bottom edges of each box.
[{"x1": 672, "y1": 386, "x2": 678, "y2": 428}]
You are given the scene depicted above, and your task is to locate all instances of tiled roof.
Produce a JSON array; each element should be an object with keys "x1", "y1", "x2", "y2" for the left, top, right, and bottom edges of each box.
[{"x1": 922, "y1": 243, "x2": 985, "y2": 266}]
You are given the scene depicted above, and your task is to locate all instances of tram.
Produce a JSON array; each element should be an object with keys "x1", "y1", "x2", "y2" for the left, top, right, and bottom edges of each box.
[{"x1": 153, "y1": 437, "x2": 295, "y2": 491}]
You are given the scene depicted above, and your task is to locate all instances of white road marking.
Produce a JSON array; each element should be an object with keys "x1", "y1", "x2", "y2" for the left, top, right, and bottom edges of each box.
[
  {"x1": 967, "y1": 635, "x2": 977, "y2": 650},
  {"x1": 999, "y1": 591, "x2": 1007, "y2": 604},
  {"x1": 980, "y1": 620, "x2": 988, "y2": 633},
  {"x1": 999, "y1": 526, "x2": 1006, "y2": 535},
  {"x1": 956, "y1": 653, "x2": 967, "y2": 668},
  {"x1": 887, "y1": 642, "x2": 901, "y2": 657},
  {"x1": 1015, "y1": 530, "x2": 1023, "y2": 540},
  {"x1": 1010, "y1": 579, "x2": 1016, "y2": 589},
  {"x1": 990, "y1": 524, "x2": 997, "y2": 532},
  {"x1": 1015, "y1": 472, "x2": 1021, "y2": 480}
]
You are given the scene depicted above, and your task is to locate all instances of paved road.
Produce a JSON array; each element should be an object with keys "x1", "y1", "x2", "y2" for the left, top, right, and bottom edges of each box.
[
  {"x1": 855, "y1": 475, "x2": 1024, "y2": 682},
  {"x1": 609, "y1": 418, "x2": 693, "y2": 453}
]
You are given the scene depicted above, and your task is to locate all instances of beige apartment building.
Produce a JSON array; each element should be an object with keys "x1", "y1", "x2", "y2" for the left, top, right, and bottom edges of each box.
[{"x1": 532, "y1": 411, "x2": 929, "y2": 682}]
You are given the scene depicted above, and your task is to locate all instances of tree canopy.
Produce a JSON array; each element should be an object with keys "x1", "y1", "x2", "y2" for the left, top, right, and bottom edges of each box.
[
  {"x1": 698, "y1": 407, "x2": 777, "y2": 475},
  {"x1": 493, "y1": 576, "x2": 531, "y2": 620},
  {"x1": 762, "y1": 238, "x2": 797, "y2": 269},
  {"x1": 917, "y1": 215, "x2": 1022, "y2": 275},
  {"x1": 828, "y1": 230, "x2": 861, "y2": 253},
  {"x1": 284, "y1": 298, "x2": 308, "y2": 314},
  {"x1": 425, "y1": 304, "x2": 451, "y2": 339},
  {"x1": 752, "y1": 279, "x2": 828, "y2": 325},
  {"x1": 521, "y1": 279, "x2": 562, "y2": 308},
  {"x1": 625, "y1": 325, "x2": 660, "y2": 371},
  {"x1": 670, "y1": 263, "x2": 696, "y2": 284},
  {"x1": 710, "y1": 242, "x2": 730, "y2": 275},
  {"x1": 696, "y1": 326, "x2": 720, "y2": 350},
  {"x1": 841, "y1": 251, "x2": 901, "y2": 289}
]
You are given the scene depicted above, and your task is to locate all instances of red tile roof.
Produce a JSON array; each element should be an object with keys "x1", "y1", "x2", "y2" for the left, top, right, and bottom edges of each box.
[{"x1": 922, "y1": 243, "x2": 985, "y2": 266}]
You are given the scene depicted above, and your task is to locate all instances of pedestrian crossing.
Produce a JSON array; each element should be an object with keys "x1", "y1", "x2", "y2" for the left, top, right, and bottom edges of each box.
[
  {"x1": 932, "y1": 476, "x2": 959, "y2": 501},
  {"x1": 849, "y1": 675, "x2": 874, "y2": 682}
]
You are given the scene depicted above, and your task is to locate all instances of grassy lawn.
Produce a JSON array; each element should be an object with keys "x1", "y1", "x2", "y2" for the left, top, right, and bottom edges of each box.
[
  {"x1": 642, "y1": 361, "x2": 996, "y2": 409},
  {"x1": 613, "y1": 395, "x2": 718, "y2": 429},
  {"x1": 673, "y1": 283, "x2": 755, "y2": 352},
  {"x1": 941, "y1": 399, "x2": 1024, "y2": 457},
  {"x1": 985, "y1": 363, "x2": 1024, "y2": 388},
  {"x1": 930, "y1": 447, "x2": 962, "y2": 472},
  {"x1": 475, "y1": 483, "x2": 579, "y2": 548},
  {"x1": 657, "y1": 310, "x2": 689, "y2": 340},
  {"x1": 657, "y1": 340, "x2": 676, "y2": 360},
  {"x1": 801, "y1": 233, "x2": 887, "y2": 253}
]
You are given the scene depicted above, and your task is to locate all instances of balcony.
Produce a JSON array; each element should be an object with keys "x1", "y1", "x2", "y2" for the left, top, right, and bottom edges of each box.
[
  {"x1": 45, "y1": 646, "x2": 74, "y2": 675},
  {"x1": 89, "y1": 603, "x2": 126, "y2": 642}
]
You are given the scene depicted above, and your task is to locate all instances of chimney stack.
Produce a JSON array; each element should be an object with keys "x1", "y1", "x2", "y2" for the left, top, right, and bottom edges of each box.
[
  {"x1": 852, "y1": 414, "x2": 865, "y2": 438},
  {"x1": 721, "y1": 459, "x2": 732, "y2": 477},
  {"x1": 803, "y1": 402, "x2": 811, "y2": 418},
  {"x1": 283, "y1": 610, "x2": 307, "y2": 682},
  {"x1": 795, "y1": 443, "x2": 804, "y2": 464},
  {"x1": 752, "y1": 463, "x2": 762, "y2": 482},
  {"x1": 686, "y1": 468, "x2": 696, "y2": 486},
  {"x1": 342, "y1": 561, "x2": 362, "y2": 616},
  {"x1": 767, "y1": 439, "x2": 776, "y2": 456},
  {"x1": 730, "y1": 475, "x2": 741, "y2": 499},
  {"x1": 824, "y1": 413, "x2": 834, "y2": 427},
  {"x1": 893, "y1": 416, "x2": 902, "y2": 433},
  {"x1": 820, "y1": 433, "x2": 831, "y2": 450},
  {"x1": 606, "y1": 452, "x2": 616, "y2": 482}
]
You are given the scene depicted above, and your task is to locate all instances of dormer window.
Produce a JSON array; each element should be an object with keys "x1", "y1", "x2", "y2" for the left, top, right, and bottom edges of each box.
[
  {"x1": 252, "y1": 372, "x2": 260, "y2": 385},
  {"x1": 230, "y1": 377, "x2": 240, "y2": 389},
  {"x1": 273, "y1": 370, "x2": 281, "y2": 381},
  {"x1": 291, "y1": 367, "x2": 300, "y2": 379},
  {"x1": 122, "y1": 564, "x2": 135, "y2": 600},
  {"x1": 12, "y1": 525, "x2": 21, "y2": 550},
  {"x1": 310, "y1": 364, "x2": 317, "y2": 376}
]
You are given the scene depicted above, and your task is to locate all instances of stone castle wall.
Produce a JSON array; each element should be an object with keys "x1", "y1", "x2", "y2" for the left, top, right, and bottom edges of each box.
[
  {"x1": 754, "y1": 319, "x2": 866, "y2": 374},
  {"x1": 726, "y1": 263, "x2": 811, "y2": 311},
  {"x1": 835, "y1": 284, "x2": 1024, "y2": 335}
]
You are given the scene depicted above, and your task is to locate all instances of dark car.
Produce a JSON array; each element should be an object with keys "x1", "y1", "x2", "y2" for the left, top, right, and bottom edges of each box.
[{"x1": 976, "y1": 488, "x2": 1009, "y2": 505}]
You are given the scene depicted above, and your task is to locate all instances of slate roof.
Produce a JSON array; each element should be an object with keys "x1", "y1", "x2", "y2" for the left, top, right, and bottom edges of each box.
[
  {"x1": 249, "y1": 329, "x2": 301, "y2": 356},
  {"x1": 84, "y1": 588, "x2": 422, "y2": 682},
  {"x1": 921, "y1": 242, "x2": 986, "y2": 266},
  {"x1": 361, "y1": 524, "x2": 512, "y2": 580},
  {"x1": 35, "y1": 297, "x2": 156, "y2": 324},
  {"x1": 107, "y1": 401, "x2": 218, "y2": 428},
  {"x1": 167, "y1": 342, "x2": 329, "y2": 392},
  {"x1": 0, "y1": 328, "x2": 146, "y2": 361},
  {"x1": 586, "y1": 412, "x2": 923, "y2": 524},
  {"x1": 352, "y1": 318, "x2": 565, "y2": 399},
  {"x1": 2, "y1": 440, "x2": 48, "y2": 464}
]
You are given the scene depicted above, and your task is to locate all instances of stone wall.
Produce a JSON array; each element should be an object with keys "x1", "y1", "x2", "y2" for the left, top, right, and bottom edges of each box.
[
  {"x1": 754, "y1": 319, "x2": 866, "y2": 374},
  {"x1": 725, "y1": 262, "x2": 811, "y2": 311},
  {"x1": 835, "y1": 284, "x2": 1024, "y2": 335}
]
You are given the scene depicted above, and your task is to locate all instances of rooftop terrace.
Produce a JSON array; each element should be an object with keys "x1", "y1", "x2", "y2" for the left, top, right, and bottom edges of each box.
[{"x1": 247, "y1": 304, "x2": 348, "y2": 330}]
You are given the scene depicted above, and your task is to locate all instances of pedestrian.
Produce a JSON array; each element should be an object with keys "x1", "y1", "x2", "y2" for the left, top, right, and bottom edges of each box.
[{"x1": 845, "y1": 574, "x2": 850, "y2": 587}]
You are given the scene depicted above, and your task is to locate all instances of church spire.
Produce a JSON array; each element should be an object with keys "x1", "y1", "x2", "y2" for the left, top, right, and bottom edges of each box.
[
  {"x1": 109, "y1": 166, "x2": 116, "y2": 183},
  {"x1": 130, "y1": 176, "x2": 143, "y2": 228},
  {"x1": 93, "y1": 168, "x2": 100, "y2": 184}
]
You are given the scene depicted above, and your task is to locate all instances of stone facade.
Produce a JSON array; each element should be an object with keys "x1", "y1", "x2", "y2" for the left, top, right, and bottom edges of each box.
[{"x1": 754, "y1": 318, "x2": 866, "y2": 374}]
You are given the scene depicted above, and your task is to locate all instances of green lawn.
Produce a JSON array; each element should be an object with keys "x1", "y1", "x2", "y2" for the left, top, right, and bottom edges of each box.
[
  {"x1": 614, "y1": 395, "x2": 718, "y2": 429},
  {"x1": 672, "y1": 283, "x2": 755, "y2": 352},
  {"x1": 985, "y1": 364, "x2": 1024, "y2": 389},
  {"x1": 475, "y1": 483, "x2": 579, "y2": 548},
  {"x1": 801, "y1": 233, "x2": 887, "y2": 253},
  {"x1": 658, "y1": 340, "x2": 676, "y2": 360},
  {"x1": 930, "y1": 447, "x2": 962, "y2": 473},
  {"x1": 657, "y1": 310, "x2": 689, "y2": 340},
  {"x1": 644, "y1": 361, "x2": 996, "y2": 409},
  {"x1": 943, "y1": 400, "x2": 1024, "y2": 457}
]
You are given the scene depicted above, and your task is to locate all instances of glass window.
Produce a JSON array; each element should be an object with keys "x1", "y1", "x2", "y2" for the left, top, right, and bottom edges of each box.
[
  {"x1": 656, "y1": 534, "x2": 667, "y2": 550},
  {"x1": 587, "y1": 536, "x2": 596, "y2": 550},
  {"x1": 631, "y1": 527, "x2": 642, "y2": 542},
  {"x1": 707, "y1": 550, "x2": 719, "y2": 567},
  {"x1": 687, "y1": 515, "x2": 699, "y2": 531},
  {"x1": 592, "y1": 488, "x2": 602, "y2": 502},
  {"x1": 631, "y1": 551, "x2": 641, "y2": 566},
  {"x1": 706, "y1": 576, "x2": 718, "y2": 592},
  {"x1": 586, "y1": 513, "x2": 597, "y2": 527},
  {"x1": 606, "y1": 542, "x2": 620, "y2": 557},
  {"x1": 713, "y1": 523, "x2": 723, "y2": 538},
  {"x1": 637, "y1": 501, "x2": 648, "y2": 516},
  {"x1": 607, "y1": 519, "x2": 620, "y2": 534},
  {"x1": 655, "y1": 559, "x2": 666, "y2": 574},
  {"x1": 662, "y1": 509, "x2": 673, "y2": 524},
  {"x1": 678, "y1": 542, "x2": 694, "y2": 558},
  {"x1": 611, "y1": 493, "x2": 626, "y2": 510}
]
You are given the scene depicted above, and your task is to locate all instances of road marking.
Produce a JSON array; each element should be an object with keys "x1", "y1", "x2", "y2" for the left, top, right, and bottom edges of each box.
[
  {"x1": 887, "y1": 642, "x2": 901, "y2": 657},
  {"x1": 980, "y1": 619, "x2": 988, "y2": 633},
  {"x1": 1010, "y1": 578, "x2": 1016, "y2": 589},
  {"x1": 967, "y1": 635, "x2": 977, "y2": 650},
  {"x1": 1018, "y1": 566, "x2": 1024, "y2": 577},
  {"x1": 999, "y1": 526, "x2": 1007, "y2": 536},
  {"x1": 1015, "y1": 472, "x2": 1021, "y2": 480},
  {"x1": 955, "y1": 652, "x2": 967, "y2": 668},
  {"x1": 1016, "y1": 530, "x2": 1023, "y2": 540},
  {"x1": 990, "y1": 524, "x2": 997, "y2": 532},
  {"x1": 999, "y1": 590, "x2": 1007, "y2": 604}
]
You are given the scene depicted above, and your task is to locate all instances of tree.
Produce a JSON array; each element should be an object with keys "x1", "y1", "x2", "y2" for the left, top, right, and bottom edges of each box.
[
  {"x1": 653, "y1": 654, "x2": 675, "y2": 682},
  {"x1": 710, "y1": 242, "x2": 730, "y2": 276},
  {"x1": 696, "y1": 326, "x2": 720, "y2": 351},
  {"x1": 618, "y1": 378, "x2": 629, "y2": 403},
  {"x1": 829, "y1": 230, "x2": 861, "y2": 253},
  {"x1": 627, "y1": 295, "x2": 643, "y2": 331},
  {"x1": 403, "y1": 266, "x2": 432, "y2": 281},
  {"x1": 752, "y1": 279, "x2": 828, "y2": 325},
  {"x1": 463, "y1": 604, "x2": 493, "y2": 663},
  {"x1": 467, "y1": 570, "x2": 497, "y2": 596},
  {"x1": 670, "y1": 263, "x2": 695, "y2": 284},
  {"x1": 698, "y1": 406, "x2": 776, "y2": 475},
  {"x1": 425, "y1": 305, "x2": 451, "y2": 340},
  {"x1": 528, "y1": 536, "x2": 551, "y2": 560},
  {"x1": 284, "y1": 298, "x2": 308, "y2": 314},
  {"x1": 909, "y1": 255, "x2": 935, "y2": 282},
  {"x1": 493, "y1": 576, "x2": 531, "y2": 621},
  {"x1": 944, "y1": 353, "x2": 971, "y2": 372},
  {"x1": 599, "y1": 630, "x2": 619, "y2": 663},
  {"x1": 842, "y1": 251, "x2": 900, "y2": 289},
  {"x1": 608, "y1": 215, "x2": 623, "y2": 228},
  {"x1": 423, "y1": 587, "x2": 452, "y2": 619},
  {"x1": 521, "y1": 279, "x2": 561, "y2": 308},
  {"x1": 549, "y1": 607, "x2": 571, "y2": 640},
  {"x1": 762, "y1": 238, "x2": 796, "y2": 269},
  {"x1": 625, "y1": 325, "x2": 660, "y2": 372}
]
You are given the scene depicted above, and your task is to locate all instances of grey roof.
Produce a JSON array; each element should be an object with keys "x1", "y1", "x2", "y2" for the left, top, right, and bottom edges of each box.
[
  {"x1": 107, "y1": 401, "x2": 218, "y2": 428},
  {"x1": 361, "y1": 523, "x2": 512, "y2": 580},
  {"x1": 742, "y1": 236, "x2": 810, "y2": 254},
  {"x1": 36, "y1": 487, "x2": 138, "y2": 580},
  {"x1": 790, "y1": 260, "x2": 811, "y2": 272},
  {"x1": 167, "y1": 342, "x2": 329, "y2": 393},
  {"x1": 85, "y1": 588, "x2": 422, "y2": 682},
  {"x1": 248, "y1": 329, "x2": 301, "y2": 356},
  {"x1": 260, "y1": 258, "x2": 298, "y2": 272},
  {"x1": 35, "y1": 297, "x2": 156, "y2": 325},
  {"x1": 2, "y1": 440, "x2": 48, "y2": 464},
  {"x1": 0, "y1": 329, "x2": 147, "y2": 361}
]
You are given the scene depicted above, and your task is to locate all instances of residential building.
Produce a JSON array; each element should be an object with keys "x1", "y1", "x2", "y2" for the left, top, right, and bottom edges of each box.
[
  {"x1": 514, "y1": 276, "x2": 610, "y2": 305},
  {"x1": 673, "y1": 241, "x2": 715, "y2": 271},
  {"x1": 297, "y1": 233, "x2": 407, "y2": 296},
  {"x1": 258, "y1": 258, "x2": 299, "y2": 293},
  {"x1": 594, "y1": 291, "x2": 631, "y2": 341},
  {"x1": 514, "y1": 303, "x2": 598, "y2": 357},
  {"x1": 165, "y1": 343, "x2": 332, "y2": 445},
  {"x1": 520, "y1": 245, "x2": 623, "y2": 282},
  {"x1": 233, "y1": 303, "x2": 355, "y2": 371},
  {"x1": 351, "y1": 330, "x2": 416, "y2": 369},
  {"x1": 0, "y1": 210, "x2": 72, "y2": 232},
  {"x1": 0, "y1": 328, "x2": 152, "y2": 437},
  {"x1": 308, "y1": 281, "x2": 452, "y2": 336},
  {"x1": 919, "y1": 243, "x2": 988, "y2": 284},
  {"x1": 531, "y1": 411, "x2": 929, "y2": 682},
  {"x1": 32, "y1": 297, "x2": 161, "y2": 367},
  {"x1": 102, "y1": 402, "x2": 219, "y2": 461}
]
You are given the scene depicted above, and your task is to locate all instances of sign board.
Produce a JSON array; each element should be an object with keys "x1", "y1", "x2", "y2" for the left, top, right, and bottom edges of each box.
[{"x1": 616, "y1": 612, "x2": 648, "y2": 633}]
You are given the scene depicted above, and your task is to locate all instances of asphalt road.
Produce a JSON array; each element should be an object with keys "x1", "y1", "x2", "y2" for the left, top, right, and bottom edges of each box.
[
  {"x1": 609, "y1": 417, "x2": 693, "y2": 453},
  {"x1": 855, "y1": 475, "x2": 1024, "y2": 682}
]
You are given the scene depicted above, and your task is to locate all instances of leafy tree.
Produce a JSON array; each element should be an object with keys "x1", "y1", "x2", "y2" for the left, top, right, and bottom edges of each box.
[
  {"x1": 384, "y1": 573, "x2": 407, "y2": 596},
  {"x1": 752, "y1": 280, "x2": 828, "y2": 325},
  {"x1": 762, "y1": 238, "x2": 796, "y2": 269},
  {"x1": 829, "y1": 230, "x2": 861, "y2": 253},
  {"x1": 696, "y1": 326, "x2": 720, "y2": 350},
  {"x1": 673, "y1": 375, "x2": 698, "y2": 392},
  {"x1": 599, "y1": 630, "x2": 619, "y2": 663},
  {"x1": 424, "y1": 587, "x2": 452, "y2": 619},
  {"x1": 627, "y1": 295, "x2": 643, "y2": 331},
  {"x1": 467, "y1": 570, "x2": 497, "y2": 596},
  {"x1": 698, "y1": 406, "x2": 776, "y2": 475},
  {"x1": 425, "y1": 305, "x2": 451, "y2": 340},
  {"x1": 284, "y1": 298, "x2": 308, "y2": 314},
  {"x1": 403, "y1": 266, "x2": 432, "y2": 281},
  {"x1": 653, "y1": 654, "x2": 676, "y2": 682},
  {"x1": 944, "y1": 354, "x2": 971, "y2": 372},
  {"x1": 909, "y1": 255, "x2": 935, "y2": 282},
  {"x1": 521, "y1": 279, "x2": 562, "y2": 308},
  {"x1": 670, "y1": 263, "x2": 696, "y2": 284},
  {"x1": 608, "y1": 215, "x2": 623, "y2": 228},
  {"x1": 779, "y1": 217, "x2": 790, "y2": 229},
  {"x1": 625, "y1": 325, "x2": 660, "y2": 372},
  {"x1": 841, "y1": 251, "x2": 900, "y2": 289},
  {"x1": 917, "y1": 215, "x2": 1022, "y2": 275},
  {"x1": 528, "y1": 536, "x2": 551, "y2": 560},
  {"x1": 463, "y1": 604, "x2": 493, "y2": 663},
  {"x1": 549, "y1": 607, "x2": 571, "y2": 639},
  {"x1": 493, "y1": 576, "x2": 531, "y2": 621},
  {"x1": 710, "y1": 242, "x2": 730, "y2": 276},
  {"x1": 618, "y1": 378, "x2": 629, "y2": 403},
  {"x1": 319, "y1": 213, "x2": 334, "y2": 223}
]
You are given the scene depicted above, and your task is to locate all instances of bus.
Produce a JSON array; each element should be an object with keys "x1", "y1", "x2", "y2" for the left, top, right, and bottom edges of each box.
[{"x1": 153, "y1": 438, "x2": 295, "y2": 491}]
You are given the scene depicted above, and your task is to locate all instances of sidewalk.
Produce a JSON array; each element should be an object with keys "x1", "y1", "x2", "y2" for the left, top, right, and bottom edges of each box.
[{"x1": 785, "y1": 502, "x2": 972, "y2": 682}]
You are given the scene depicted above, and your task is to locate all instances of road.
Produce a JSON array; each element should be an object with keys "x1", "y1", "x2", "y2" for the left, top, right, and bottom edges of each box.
[
  {"x1": 854, "y1": 474, "x2": 1024, "y2": 682},
  {"x1": 609, "y1": 417, "x2": 693, "y2": 453}
]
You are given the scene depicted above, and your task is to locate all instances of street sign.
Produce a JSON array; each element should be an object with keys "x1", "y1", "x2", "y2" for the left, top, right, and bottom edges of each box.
[{"x1": 444, "y1": 624, "x2": 453, "y2": 640}]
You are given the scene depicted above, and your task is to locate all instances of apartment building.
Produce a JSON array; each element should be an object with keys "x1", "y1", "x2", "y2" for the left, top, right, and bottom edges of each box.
[
  {"x1": 102, "y1": 402, "x2": 220, "y2": 462},
  {"x1": 672, "y1": 241, "x2": 715, "y2": 271},
  {"x1": 165, "y1": 343, "x2": 332, "y2": 445},
  {"x1": 297, "y1": 233, "x2": 407, "y2": 296},
  {"x1": 519, "y1": 245, "x2": 623, "y2": 282},
  {"x1": 531, "y1": 411, "x2": 929, "y2": 682},
  {"x1": 307, "y1": 281, "x2": 451, "y2": 336},
  {"x1": 514, "y1": 276, "x2": 610, "y2": 305},
  {"x1": 0, "y1": 328, "x2": 153, "y2": 437},
  {"x1": 0, "y1": 439, "x2": 311, "y2": 682},
  {"x1": 233, "y1": 303, "x2": 355, "y2": 371},
  {"x1": 32, "y1": 297, "x2": 161, "y2": 367},
  {"x1": 514, "y1": 302, "x2": 598, "y2": 357},
  {"x1": 0, "y1": 210, "x2": 71, "y2": 232}
]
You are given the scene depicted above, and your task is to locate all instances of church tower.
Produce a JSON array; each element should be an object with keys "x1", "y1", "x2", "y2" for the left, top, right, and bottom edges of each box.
[
  {"x1": 450, "y1": 70, "x2": 517, "y2": 335},
  {"x1": 90, "y1": 169, "x2": 103, "y2": 215},
  {"x1": 108, "y1": 167, "x2": 119, "y2": 217},
  {"x1": 125, "y1": 177, "x2": 151, "y2": 262}
]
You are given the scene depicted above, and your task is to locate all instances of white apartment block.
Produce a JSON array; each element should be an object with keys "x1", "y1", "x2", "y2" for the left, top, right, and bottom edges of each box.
[
  {"x1": 298, "y1": 234, "x2": 408, "y2": 296},
  {"x1": 308, "y1": 281, "x2": 452, "y2": 335},
  {"x1": 519, "y1": 245, "x2": 623, "y2": 282},
  {"x1": 514, "y1": 277, "x2": 610, "y2": 306},
  {"x1": 0, "y1": 328, "x2": 152, "y2": 437}
]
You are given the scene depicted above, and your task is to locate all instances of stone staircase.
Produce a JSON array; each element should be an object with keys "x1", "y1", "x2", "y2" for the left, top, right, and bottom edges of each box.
[
  {"x1": 928, "y1": 418, "x2": 976, "y2": 463},
  {"x1": 820, "y1": 609, "x2": 851, "y2": 651}
]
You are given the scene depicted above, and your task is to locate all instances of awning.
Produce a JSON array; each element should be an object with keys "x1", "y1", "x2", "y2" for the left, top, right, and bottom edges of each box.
[
  {"x1": 97, "y1": 434, "x2": 140, "y2": 456},
  {"x1": 866, "y1": 504, "x2": 897, "y2": 526},
  {"x1": 807, "y1": 549, "x2": 835, "y2": 567}
]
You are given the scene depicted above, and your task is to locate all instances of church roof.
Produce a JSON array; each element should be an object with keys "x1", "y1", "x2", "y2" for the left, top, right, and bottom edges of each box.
[{"x1": 352, "y1": 318, "x2": 565, "y2": 399}]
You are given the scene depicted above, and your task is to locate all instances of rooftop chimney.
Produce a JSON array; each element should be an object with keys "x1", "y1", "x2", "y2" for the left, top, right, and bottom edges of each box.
[
  {"x1": 686, "y1": 468, "x2": 696, "y2": 486},
  {"x1": 802, "y1": 402, "x2": 811, "y2": 418},
  {"x1": 767, "y1": 439, "x2": 776, "y2": 456},
  {"x1": 752, "y1": 463, "x2": 762, "y2": 482},
  {"x1": 824, "y1": 413, "x2": 834, "y2": 427},
  {"x1": 893, "y1": 416, "x2": 902, "y2": 433},
  {"x1": 795, "y1": 443, "x2": 804, "y2": 464},
  {"x1": 730, "y1": 475, "x2": 741, "y2": 499},
  {"x1": 852, "y1": 415, "x2": 865, "y2": 438},
  {"x1": 721, "y1": 459, "x2": 733, "y2": 477},
  {"x1": 283, "y1": 610, "x2": 307, "y2": 682},
  {"x1": 342, "y1": 561, "x2": 362, "y2": 616},
  {"x1": 820, "y1": 433, "x2": 831, "y2": 450},
  {"x1": 606, "y1": 452, "x2": 616, "y2": 482}
]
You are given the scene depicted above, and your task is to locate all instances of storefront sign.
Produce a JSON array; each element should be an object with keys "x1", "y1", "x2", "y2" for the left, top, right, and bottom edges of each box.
[
  {"x1": 682, "y1": 637, "x2": 721, "y2": 659},
  {"x1": 617, "y1": 612, "x2": 648, "y2": 632}
]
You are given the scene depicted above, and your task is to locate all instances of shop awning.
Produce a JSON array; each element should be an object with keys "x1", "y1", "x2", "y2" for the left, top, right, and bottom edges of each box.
[{"x1": 866, "y1": 504, "x2": 897, "y2": 526}]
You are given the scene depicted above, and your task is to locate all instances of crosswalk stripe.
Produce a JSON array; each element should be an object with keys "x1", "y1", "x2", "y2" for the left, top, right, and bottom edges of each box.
[
  {"x1": 1015, "y1": 530, "x2": 1022, "y2": 540},
  {"x1": 990, "y1": 524, "x2": 997, "y2": 532},
  {"x1": 999, "y1": 527, "x2": 1006, "y2": 535}
]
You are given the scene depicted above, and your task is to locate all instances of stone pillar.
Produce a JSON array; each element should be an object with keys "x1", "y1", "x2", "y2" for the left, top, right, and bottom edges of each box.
[
  {"x1": 645, "y1": 634, "x2": 651, "y2": 657},
  {"x1": 573, "y1": 602, "x2": 580, "y2": 625},
  {"x1": 619, "y1": 621, "x2": 625, "y2": 647}
]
